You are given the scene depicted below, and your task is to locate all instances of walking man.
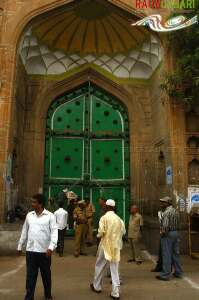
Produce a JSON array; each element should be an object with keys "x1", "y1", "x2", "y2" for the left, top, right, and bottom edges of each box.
[
  {"x1": 90, "y1": 199, "x2": 125, "y2": 300},
  {"x1": 73, "y1": 200, "x2": 88, "y2": 257},
  {"x1": 128, "y1": 205, "x2": 143, "y2": 264},
  {"x1": 17, "y1": 194, "x2": 58, "y2": 300},
  {"x1": 156, "y1": 196, "x2": 183, "y2": 281},
  {"x1": 54, "y1": 201, "x2": 68, "y2": 257}
]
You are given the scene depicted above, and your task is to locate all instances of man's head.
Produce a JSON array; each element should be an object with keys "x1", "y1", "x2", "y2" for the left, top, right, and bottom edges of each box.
[
  {"x1": 78, "y1": 200, "x2": 85, "y2": 209},
  {"x1": 63, "y1": 188, "x2": 68, "y2": 194},
  {"x1": 105, "y1": 199, "x2": 115, "y2": 211},
  {"x1": 58, "y1": 201, "x2": 64, "y2": 208},
  {"x1": 32, "y1": 194, "x2": 45, "y2": 211},
  {"x1": 85, "y1": 197, "x2": 90, "y2": 205},
  {"x1": 130, "y1": 205, "x2": 138, "y2": 215},
  {"x1": 98, "y1": 197, "x2": 106, "y2": 208},
  {"x1": 160, "y1": 196, "x2": 172, "y2": 209}
]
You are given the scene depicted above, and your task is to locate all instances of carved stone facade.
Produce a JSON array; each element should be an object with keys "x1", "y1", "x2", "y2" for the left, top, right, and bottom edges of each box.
[{"x1": 0, "y1": 0, "x2": 195, "y2": 253}]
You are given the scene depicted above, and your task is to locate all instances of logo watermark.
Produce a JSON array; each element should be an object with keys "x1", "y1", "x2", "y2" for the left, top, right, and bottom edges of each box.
[
  {"x1": 131, "y1": 14, "x2": 198, "y2": 31},
  {"x1": 135, "y1": 0, "x2": 196, "y2": 9}
]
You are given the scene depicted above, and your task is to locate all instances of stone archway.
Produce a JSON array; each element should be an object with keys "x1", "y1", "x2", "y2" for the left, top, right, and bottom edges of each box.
[{"x1": 1, "y1": 0, "x2": 166, "y2": 236}]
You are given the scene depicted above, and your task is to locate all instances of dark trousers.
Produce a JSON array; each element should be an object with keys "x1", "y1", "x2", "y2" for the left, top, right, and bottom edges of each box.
[
  {"x1": 154, "y1": 240, "x2": 163, "y2": 271},
  {"x1": 160, "y1": 231, "x2": 183, "y2": 278},
  {"x1": 25, "y1": 251, "x2": 51, "y2": 300},
  {"x1": 57, "y1": 229, "x2": 65, "y2": 254}
]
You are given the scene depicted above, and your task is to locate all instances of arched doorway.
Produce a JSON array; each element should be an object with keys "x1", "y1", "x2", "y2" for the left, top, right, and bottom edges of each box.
[{"x1": 44, "y1": 82, "x2": 130, "y2": 228}]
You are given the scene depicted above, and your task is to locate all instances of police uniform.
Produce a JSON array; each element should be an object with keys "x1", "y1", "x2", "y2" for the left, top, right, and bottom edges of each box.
[
  {"x1": 85, "y1": 202, "x2": 95, "y2": 244},
  {"x1": 73, "y1": 201, "x2": 87, "y2": 257}
]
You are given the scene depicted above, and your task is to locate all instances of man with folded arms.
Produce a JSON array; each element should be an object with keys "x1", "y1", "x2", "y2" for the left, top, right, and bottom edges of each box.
[
  {"x1": 17, "y1": 194, "x2": 58, "y2": 300},
  {"x1": 156, "y1": 196, "x2": 183, "y2": 281},
  {"x1": 90, "y1": 199, "x2": 126, "y2": 300}
]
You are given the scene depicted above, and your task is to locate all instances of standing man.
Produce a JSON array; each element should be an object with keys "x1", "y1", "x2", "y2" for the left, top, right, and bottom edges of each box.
[
  {"x1": 85, "y1": 197, "x2": 95, "y2": 246},
  {"x1": 17, "y1": 194, "x2": 58, "y2": 300},
  {"x1": 54, "y1": 201, "x2": 68, "y2": 257},
  {"x1": 90, "y1": 199, "x2": 125, "y2": 300},
  {"x1": 73, "y1": 200, "x2": 88, "y2": 257},
  {"x1": 156, "y1": 196, "x2": 183, "y2": 281},
  {"x1": 58, "y1": 187, "x2": 68, "y2": 203},
  {"x1": 67, "y1": 192, "x2": 77, "y2": 229},
  {"x1": 127, "y1": 205, "x2": 143, "y2": 264}
]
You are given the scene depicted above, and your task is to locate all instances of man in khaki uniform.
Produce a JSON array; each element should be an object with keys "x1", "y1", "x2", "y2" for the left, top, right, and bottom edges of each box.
[
  {"x1": 85, "y1": 198, "x2": 95, "y2": 246},
  {"x1": 73, "y1": 200, "x2": 88, "y2": 257},
  {"x1": 128, "y1": 205, "x2": 143, "y2": 264}
]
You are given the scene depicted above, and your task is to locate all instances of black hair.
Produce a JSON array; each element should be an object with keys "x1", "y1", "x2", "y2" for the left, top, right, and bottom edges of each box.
[
  {"x1": 58, "y1": 201, "x2": 64, "y2": 208},
  {"x1": 32, "y1": 194, "x2": 46, "y2": 208}
]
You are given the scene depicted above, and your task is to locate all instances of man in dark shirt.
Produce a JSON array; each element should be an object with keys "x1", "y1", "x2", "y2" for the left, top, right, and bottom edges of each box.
[{"x1": 156, "y1": 196, "x2": 183, "y2": 281}]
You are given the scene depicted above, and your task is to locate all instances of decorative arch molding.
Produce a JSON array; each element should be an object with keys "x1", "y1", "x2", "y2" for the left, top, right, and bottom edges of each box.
[{"x1": 32, "y1": 68, "x2": 146, "y2": 130}]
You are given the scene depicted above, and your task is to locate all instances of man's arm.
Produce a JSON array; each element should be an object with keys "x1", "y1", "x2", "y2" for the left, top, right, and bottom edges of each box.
[
  {"x1": 47, "y1": 214, "x2": 58, "y2": 256},
  {"x1": 65, "y1": 211, "x2": 69, "y2": 230},
  {"x1": 17, "y1": 216, "x2": 29, "y2": 252},
  {"x1": 97, "y1": 216, "x2": 105, "y2": 238},
  {"x1": 140, "y1": 215, "x2": 144, "y2": 233}
]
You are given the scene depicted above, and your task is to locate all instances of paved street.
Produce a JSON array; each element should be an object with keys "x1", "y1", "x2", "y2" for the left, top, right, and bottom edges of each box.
[{"x1": 0, "y1": 240, "x2": 199, "y2": 300}]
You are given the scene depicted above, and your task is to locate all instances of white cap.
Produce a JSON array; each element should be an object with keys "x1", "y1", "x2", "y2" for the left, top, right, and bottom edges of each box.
[
  {"x1": 63, "y1": 188, "x2": 68, "y2": 193},
  {"x1": 106, "y1": 199, "x2": 115, "y2": 207}
]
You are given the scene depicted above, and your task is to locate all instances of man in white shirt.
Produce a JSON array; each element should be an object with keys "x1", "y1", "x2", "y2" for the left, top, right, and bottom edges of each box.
[
  {"x1": 90, "y1": 199, "x2": 125, "y2": 300},
  {"x1": 17, "y1": 194, "x2": 58, "y2": 300},
  {"x1": 54, "y1": 201, "x2": 68, "y2": 257}
]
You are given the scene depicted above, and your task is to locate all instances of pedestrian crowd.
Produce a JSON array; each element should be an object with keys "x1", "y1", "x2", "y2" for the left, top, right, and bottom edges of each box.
[{"x1": 17, "y1": 190, "x2": 183, "y2": 300}]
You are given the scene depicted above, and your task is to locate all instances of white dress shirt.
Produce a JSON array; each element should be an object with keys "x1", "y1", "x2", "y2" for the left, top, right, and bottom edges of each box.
[
  {"x1": 17, "y1": 209, "x2": 58, "y2": 252},
  {"x1": 54, "y1": 208, "x2": 68, "y2": 230}
]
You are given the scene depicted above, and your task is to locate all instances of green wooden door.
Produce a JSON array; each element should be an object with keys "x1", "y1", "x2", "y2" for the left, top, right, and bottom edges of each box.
[{"x1": 44, "y1": 83, "x2": 130, "y2": 229}]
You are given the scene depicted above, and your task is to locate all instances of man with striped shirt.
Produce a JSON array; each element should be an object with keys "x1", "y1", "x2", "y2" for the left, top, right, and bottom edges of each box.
[{"x1": 156, "y1": 196, "x2": 183, "y2": 281}]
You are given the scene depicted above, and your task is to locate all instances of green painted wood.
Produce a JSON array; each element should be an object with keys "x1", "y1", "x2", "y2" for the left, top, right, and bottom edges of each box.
[{"x1": 44, "y1": 82, "x2": 130, "y2": 230}]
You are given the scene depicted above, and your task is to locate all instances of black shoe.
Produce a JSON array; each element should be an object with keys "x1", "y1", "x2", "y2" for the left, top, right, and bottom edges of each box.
[
  {"x1": 90, "y1": 283, "x2": 102, "y2": 293},
  {"x1": 151, "y1": 268, "x2": 162, "y2": 272},
  {"x1": 80, "y1": 252, "x2": 88, "y2": 256},
  {"x1": 156, "y1": 275, "x2": 170, "y2": 281},
  {"x1": 127, "y1": 259, "x2": 135, "y2": 262},
  {"x1": 136, "y1": 261, "x2": 143, "y2": 265},
  {"x1": 110, "y1": 295, "x2": 120, "y2": 300},
  {"x1": 173, "y1": 273, "x2": 183, "y2": 279}
]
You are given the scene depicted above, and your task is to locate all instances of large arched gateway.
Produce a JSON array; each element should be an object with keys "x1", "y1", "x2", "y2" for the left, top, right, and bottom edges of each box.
[
  {"x1": 44, "y1": 82, "x2": 130, "y2": 226},
  {"x1": 0, "y1": 0, "x2": 191, "y2": 253}
]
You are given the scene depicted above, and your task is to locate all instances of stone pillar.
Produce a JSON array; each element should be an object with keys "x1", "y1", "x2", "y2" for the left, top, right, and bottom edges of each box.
[{"x1": 0, "y1": 5, "x2": 16, "y2": 222}]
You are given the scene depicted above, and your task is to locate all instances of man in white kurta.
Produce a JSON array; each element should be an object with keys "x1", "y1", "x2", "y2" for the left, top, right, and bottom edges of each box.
[{"x1": 91, "y1": 199, "x2": 125, "y2": 300}]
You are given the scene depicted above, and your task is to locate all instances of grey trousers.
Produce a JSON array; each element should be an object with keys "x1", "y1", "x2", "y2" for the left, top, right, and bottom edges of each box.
[{"x1": 160, "y1": 231, "x2": 183, "y2": 278}]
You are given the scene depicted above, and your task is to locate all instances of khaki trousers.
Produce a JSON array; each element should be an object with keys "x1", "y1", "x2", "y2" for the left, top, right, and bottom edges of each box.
[
  {"x1": 74, "y1": 224, "x2": 87, "y2": 255},
  {"x1": 129, "y1": 237, "x2": 142, "y2": 262},
  {"x1": 86, "y1": 218, "x2": 93, "y2": 243}
]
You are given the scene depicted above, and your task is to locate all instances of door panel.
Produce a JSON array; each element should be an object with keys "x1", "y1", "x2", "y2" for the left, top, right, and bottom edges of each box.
[
  {"x1": 50, "y1": 137, "x2": 84, "y2": 179},
  {"x1": 91, "y1": 95, "x2": 123, "y2": 133},
  {"x1": 91, "y1": 140, "x2": 124, "y2": 180},
  {"x1": 52, "y1": 96, "x2": 85, "y2": 131}
]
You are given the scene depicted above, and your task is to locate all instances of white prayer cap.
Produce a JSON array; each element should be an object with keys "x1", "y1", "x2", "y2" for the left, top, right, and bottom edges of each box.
[
  {"x1": 63, "y1": 188, "x2": 68, "y2": 192},
  {"x1": 106, "y1": 199, "x2": 115, "y2": 207}
]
